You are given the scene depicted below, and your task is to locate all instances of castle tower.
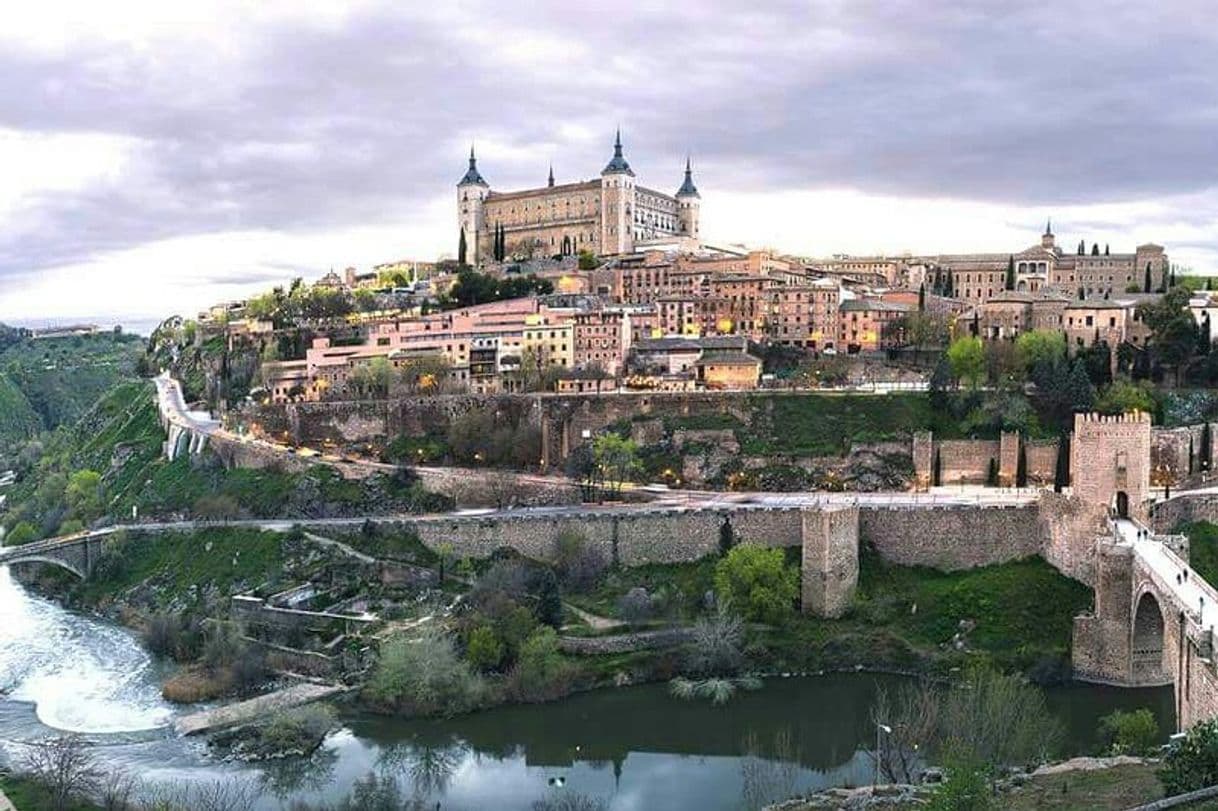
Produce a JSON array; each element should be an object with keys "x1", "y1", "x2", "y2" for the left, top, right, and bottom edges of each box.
[
  {"x1": 676, "y1": 157, "x2": 701, "y2": 243},
  {"x1": 457, "y1": 146, "x2": 490, "y2": 266},
  {"x1": 1041, "y1": 218, "x2": 1056, "y2": 251},
  {"x1": 600, "y1": 129, "x2": 636, "y2": 256}
]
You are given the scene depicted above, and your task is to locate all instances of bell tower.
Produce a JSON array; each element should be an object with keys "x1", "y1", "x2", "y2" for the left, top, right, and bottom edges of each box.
[
  {"x1": 457, "y1": 146, "x2": 490, "y2": 266},
  {"x1": 600, "y1": 129, "x2": 636, "y2": 256},
  {"x1": 676, "y1": 157, "x2": 701, "y2": 243}
]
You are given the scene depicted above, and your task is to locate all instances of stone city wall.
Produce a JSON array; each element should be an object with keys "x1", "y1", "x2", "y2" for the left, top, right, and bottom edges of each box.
[
  {"x1": 935, "y1": 439, "x2": 1001, "y2": 485},
  {"x1": 1154, "y1": 494, "x2": 1218, "y2": 532},
  {"x1": 1025, "y1": 439, "x2": 1060, "y2": 486},
  {"x1": 860, "y1": 504, "x2": 1042, "y2": 570}
]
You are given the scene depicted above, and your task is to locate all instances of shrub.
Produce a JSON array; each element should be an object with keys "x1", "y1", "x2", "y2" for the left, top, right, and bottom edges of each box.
[
  {"x1": 506, "y1": 626, "x2": 576, "y2": 703},
  {"x1": 617, "y1": 587, "x2": 654, "y2": 626},
  {"x1": 1098, "y1": 708, "x2": 1160, "y2": 755},
  {"x1": 926, "y1": 758, "x2": 993, "y2": 811},
  {"x1": 1160, "y1": 717, "x2": 1218, "y2": 795},
  {"x1": 465, "y1": 625, "x2": 505, "y2": 672},
  {"x1": 553, "y1": 530, "x2": 608, "y2": 592},
  {"x1": 533, "y1": 794, "x2": 607, "y2": 811},
  {"x1": 259, "y1": 704, "x2": 337, "y2": 756},
  {"x1": 366, "y1": 626, "x2": 485, "y2": 716},
  {"x1": 686, "y1": 603, "x2": 744, "y2": 676},
  {"x1": 713, "y1": 545, "x2": 799, "y2": 625},
  {"x1": 6, "y1": 520, "x2": 38, "y2": 545},
  {"x1": 143, "y1": 612, "x2": 201, "y2": 660}
]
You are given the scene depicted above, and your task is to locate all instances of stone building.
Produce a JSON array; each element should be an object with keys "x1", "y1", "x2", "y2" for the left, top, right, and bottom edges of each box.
[
  {"x1": 457, "y1": 132, "x2": 702, "y2": 266},
  {"x1": 838, "y1": 299, "x2": 912, "y2": 352}
]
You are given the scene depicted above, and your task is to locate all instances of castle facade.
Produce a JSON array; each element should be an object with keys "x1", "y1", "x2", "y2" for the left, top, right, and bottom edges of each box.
[{"x1": 457, "y1": 131, "x2": 701, "y2": 266}]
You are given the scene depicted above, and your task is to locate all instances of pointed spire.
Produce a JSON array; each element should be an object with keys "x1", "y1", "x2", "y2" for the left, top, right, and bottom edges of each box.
[
  {"x1": 458, "y1": 143, "x2": 488, "y2": 186},
  {"x1": 602, "y1": 128, "x2": 634, "y2": 176},
  {"x1": 677, "y1": 155, "x2": 699, "y2": 198},
  {"x1": 548, "y1": 163, "x2": 555, "y2": 187},
  {"x1": 1045, "y1": 218, "x2": 1053, "y2": 235}
]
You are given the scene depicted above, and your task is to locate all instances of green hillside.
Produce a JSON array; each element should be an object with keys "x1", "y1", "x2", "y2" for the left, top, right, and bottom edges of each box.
[
  {"x1": 0, "y1": 371, "x2": 41, "y2": 448},
  {"x1": 0, "y1": 329, "x2": 145, "y2": 431}
]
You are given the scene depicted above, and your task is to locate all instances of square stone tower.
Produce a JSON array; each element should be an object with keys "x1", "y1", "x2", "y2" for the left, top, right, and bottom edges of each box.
[{"x1": 1070, "y1": 412, "x2": 1152, "y2": 521}]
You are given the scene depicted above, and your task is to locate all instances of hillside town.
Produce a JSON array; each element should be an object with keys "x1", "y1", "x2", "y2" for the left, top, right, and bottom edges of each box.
[{"x1": 184, "y1": 135, "x2": 1210, "y2": 410}]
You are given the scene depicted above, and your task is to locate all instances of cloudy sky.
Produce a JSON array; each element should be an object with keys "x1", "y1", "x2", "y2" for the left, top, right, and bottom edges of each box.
[{"x1": 1, "y1": 1, "x2": 1215, "y2": 332}]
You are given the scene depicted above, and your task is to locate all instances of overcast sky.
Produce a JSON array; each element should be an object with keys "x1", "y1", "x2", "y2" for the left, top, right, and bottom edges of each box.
[{"x1": 1, "y1": 1, "x2": 1215, "y2": 332}]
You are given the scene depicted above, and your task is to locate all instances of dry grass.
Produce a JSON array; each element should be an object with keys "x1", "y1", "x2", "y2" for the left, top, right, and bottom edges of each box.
[{"x1": 161, "y1": 666, "x2": 231, "y2": 703}]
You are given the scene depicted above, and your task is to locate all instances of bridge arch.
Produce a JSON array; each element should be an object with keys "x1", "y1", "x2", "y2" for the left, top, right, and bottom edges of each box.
[
  {"x1": 2, "y1": 555, "x2": 85, "y2": 579},
  {"x1": 1132, "y1": 589, "x2": 1167, "y2": 683}
]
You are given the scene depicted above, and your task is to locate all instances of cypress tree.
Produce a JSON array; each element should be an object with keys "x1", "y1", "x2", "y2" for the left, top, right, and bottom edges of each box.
[
  {"x1": 1190, "y1": 436, "x2": 1196, "y2": 474},
  {"x1": 1054, "y1": 431, "x2": 1070, "y2": 492},
  {"x1": 1091, "y1": 243, "x2": 1100, "y2": 256},
  {"x1": 945, "y1": 269, "x2": 954, "y2": 297},
  {"x1": 458, "y1": 228, "x2": 468, "y2": 267},
  {"x1": 933, "y1": 449, "x2": 942, "y2": 487},
  {"x1": 918, "y1": 283, "x2": 926, "y2": 311},
  {"x1": 1067, "y1": 359, "x2": 1096, "y2": 412},
  {"x1": 1104, "y1": 244, "x2": 1110, "y2": 256},
  {"x1": 1017, "y1": 442, "x2": 1028, "y2": 488},
  {"x1": 1078, "y1": 240, "x2": 1085, "y2": 255},
  {"x1": 986, "y1": 458, "x2": 998, "y2": 487},
  {"x1": 1144, "y1": 263, "x2": 1152, "y2": 293},
  {"x1": 1005, "y1": 255, "x2": 1016, "y2": 290}
]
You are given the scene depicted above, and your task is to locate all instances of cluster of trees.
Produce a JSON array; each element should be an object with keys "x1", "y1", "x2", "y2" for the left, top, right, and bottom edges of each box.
[
  {"x1": 447, "y1": 409, "x2": 541, "y2": 468},
  {"x1": 439, "y1": 269, "x2": 554, "y2": 310},
  {"x1": 345, "y1": 355, "x2": 454, "y2": 399},
  {"x1": 5, "y1": 467, "x2": 105, "y2": 544},
  {"x1": 933, "y1": 330, "x2": 1157, "y2": 439},
  {"x1": 565, "y1": 433, "x2": 643, "y2": 500},
  {"x1": 246, "y1": 278, "x2": 354, "y2": 327}
]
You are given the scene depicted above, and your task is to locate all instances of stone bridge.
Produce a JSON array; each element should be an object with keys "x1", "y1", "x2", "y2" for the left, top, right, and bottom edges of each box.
[{"x1": 0, "y1": 531, "x2": 111, "y2": 578}]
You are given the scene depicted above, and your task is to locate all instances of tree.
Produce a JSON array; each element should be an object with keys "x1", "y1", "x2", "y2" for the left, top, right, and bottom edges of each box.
[
  {"x1": 929, "y1": 356, "x2": 954, "y2": 412},
  {"x1": 6, "y1": 520, "x2": 38, "y2": 545},
  {"x1": 23, "y1": 735, "x2": 101, "y2": 811},
  {"x1": 1016, "y1": 442, "x2": 1027, "y2": 488},
  {"x1": 458, "y1": 228, "x2": 468, "y2": 267},
  {"x1": 1015, "y1": 330, "x2": 1066, "y2": 375},
  {"x1": 1078, "y1": 240, "x2": 1085, "y2": 255},
  {"x1": 565, "y1": 443, "x2": 600, "y2": 501},
  {"x1": 1095, "y1": 379, "x2": 1156, "y2": 416},
  {"x1": 593, "y1": 433, "x2": 641, "y2": 498},
  {"x1": 946, "y1": 336, "x2": 986, "y2": 389},
  {"x1": 617, "y1": 587, "x2": 655, "y2": 626},
  {"x1": 1144, "y1": 263, "x2": 1152, "y2": 293},
  {"x1": 1204, "y1": 422, "x2": 1213, "y2": 472},
  {"x1": 349, "y1": 356, "x2": 392, "y2": 398},
  {"x1": 65, "y1": 469, "x2": 103, "y2": 523},
  {"x1": 713, "y1": 544, "x2": 799, "y2": 625},
  {"x1": 366, "y1": 626, "x2": 485, "y2": 716},
  {"x1": 944, "y1": 269, "x2": 954, "y2": 297},
  {"x1": 686, "y1": 602, "x2": 745, "y2": 676},
  {"x1": 1160, "y1": 717, "x2": 1218, "y2": 795},
  {"x1": 918, "y1": 282, "x2": 926, "y2": 311},
  {"x1": 1054, "y1": 431, "x2": 1070, "y2": 492},
  {"x1": 1098, "y1": 709, "x2": 1159, "y2": 755},
  {"x1": 1004, "y1": 255, "x2": 1015, "y2": 290},
  {"x1": 1091, "y1": 242, "x2": 1100, "y2": 256},
  {"x1": 465, "y1": 625, "x2": 505, "y2": 672},
  {"x1": 1066, "y1": 360, "x2": 1097, "y2": 412}
]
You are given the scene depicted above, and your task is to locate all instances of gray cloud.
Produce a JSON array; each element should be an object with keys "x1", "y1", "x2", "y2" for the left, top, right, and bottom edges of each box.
[{"x1": 1, "y1": 0, "x2": 1216, "y2": 283}]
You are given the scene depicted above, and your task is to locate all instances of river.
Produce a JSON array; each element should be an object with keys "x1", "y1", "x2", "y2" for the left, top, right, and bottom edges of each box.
[{"x1": 0, "y1": 565, "x2": 1176, "y2": 810}]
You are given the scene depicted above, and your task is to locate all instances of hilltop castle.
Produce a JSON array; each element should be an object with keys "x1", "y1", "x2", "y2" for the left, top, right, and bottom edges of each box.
[{"x1": 457, "y1": 131, "x2": 701, "y2": 266}]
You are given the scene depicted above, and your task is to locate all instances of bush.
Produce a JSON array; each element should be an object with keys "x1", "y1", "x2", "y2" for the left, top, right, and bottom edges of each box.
[
  {"x1": 713, "y1": 545, "x2": 799, "y2": 625},
  {"x1": 686, "y1": 604, "x2": 744, "y2": 676},
  {"x1": 926, "y1": 758, "x2": 993, "y2": 811},
  {"x1": 366, "y1": 626, "x2": 485, "y2": 716},
  {"x1": 617, "y1": 587, "x2": 654, "y2": 626},
  {"x1": 1098, "y1": 708, "x2": 1160, "y2": 755},
  {"x1": 533, "y1": 794, "x2": 607, "y2": 811},
  {"x1": 6, "y1": 520, "x2": 38, "y2": 545},
  {"x1": 506, "y1": 626, "x2": 576, "y2": 703},
  {"x1": 259, "y1": 704, "x2": 337, "y2": 756},
  {"x1": 553, "y1": 530, "x2": 609, "y2": 592},
  {"x1": 143, "y1": 612, "x2": 201, "y2": 661},
  {"x1": 1160, "y1": 717, "x2": 1218, "y2": 795},
  {"x1": 465, "y1": 624, "x2": 505, "y2": 672}
]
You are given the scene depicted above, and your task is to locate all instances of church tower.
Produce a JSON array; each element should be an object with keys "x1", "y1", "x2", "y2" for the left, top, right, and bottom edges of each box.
[
  {"x1": 676, "y1": 157, "x2": 701, "y2": 243},
  {"x1": 600, "y1": 129, "x2": 636, "y2": 256},
  {"x1": 1041, "y1": 218, "x2": 1056, "y2": 251},
  {"x1": 457, "y1": 146, "x2": 490, "y2": 266}
]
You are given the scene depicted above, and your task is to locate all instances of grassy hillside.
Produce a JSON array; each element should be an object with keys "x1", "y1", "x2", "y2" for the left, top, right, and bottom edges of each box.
[
  {"x1": 0, "y1": 330, "x2": 145, "y2": 430},
  {"x1": 1, "y1": 381, "x2": 450, "y2": 541},
  {"x1": 0, "y1": 371, "x2": 41, "y2": 448}
]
